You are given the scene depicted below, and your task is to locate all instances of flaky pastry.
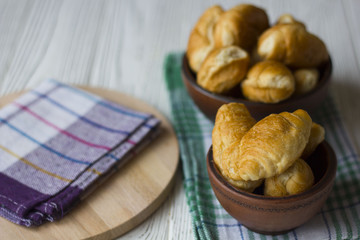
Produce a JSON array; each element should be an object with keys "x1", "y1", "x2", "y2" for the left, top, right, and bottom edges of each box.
[
  {"x1": 294, "y1": 68, "x2": 319, "y2": 95},
  {"x1": 213, "y1": 103, "x2": 256, "y2": 166},
  {"x1": 241, "y1": 60, "x2": 295, "y2": 103},
  {"x1": 213, "y1": 4, "x2": 269, "y2": 52},
  {"x1": 276, "y1": 14, "x2": 306, "y2": 29},
  {"x1": 221, "y1": 109, "x2": 312, "y2": 181},
  {"x1": 264, "y1": 158, "x2": 314, "y2": 197},
  {"x1": 257, "y1": 24, "x2": 328, "y2": 68},
  {"x1": 212, "y1": 103, "x2": 262, "y2": 191},
  {"x1": 197, "y1": 46, "x2": 249, "y2": 93},
  {"x1": 186, "y1": 5, "x2": 224, "y2": 72},
  {"x1": 302, "y1": 122, "x2": 325, "y2": 159}
]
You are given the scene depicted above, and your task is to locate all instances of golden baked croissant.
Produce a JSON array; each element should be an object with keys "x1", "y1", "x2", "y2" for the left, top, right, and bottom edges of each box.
[
  {"x1": 264, "y1": 158, "x2": 314, "y2": 197},
  {"x1": 276, "y1": 14, "x2": 306, "y2": 29},
  {"x1": 197, "y1": 46, "x2": 250, "y2": 93},
  {"x1": 221, "y1": 109, "x2": 312, "y2": 181},
  {"x1": 225, "y1": 175, "x2": 262, "y2": 191},
  {"x1": 212, "y1": 103, "x2": 256, "y2": 166},
  {"x1": 302, "y1": 122, "x2": 325, "y2": 159},
  {"x1": 214, "y1": 102, "x2": 254, "y2": 123},
  {"x1": 186, "y1": 5, "x2": 224, "y2": 72},
  {"x1": 220, "y1": 140, "x2": 263, "y2": 192},
  {"x1": 241, "y1": 60, "x2": 295, "y2": 103},
  {"x1": 212, "y1": 103, "x2": 262, "y2": 191},
  {"x1": 294, "y1": 68, "x2": 319, "y2": 95},
  {"x1": 257, "y1": 24, "x2": 328, "y2": 68},
  {"x1": 213, "y1": 4, "x2": 269, "y2": 52}
]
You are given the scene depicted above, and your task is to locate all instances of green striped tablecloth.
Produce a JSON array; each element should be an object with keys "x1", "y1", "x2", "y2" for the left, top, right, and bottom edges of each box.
[{"x1": 164, "y1": 53, "x2": 360, "y2": 240}]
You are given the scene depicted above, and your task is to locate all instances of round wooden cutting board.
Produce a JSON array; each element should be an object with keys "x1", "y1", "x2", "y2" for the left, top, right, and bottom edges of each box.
[{"x1": 0, "y1": 86, "x2": 179, "y2": 240}]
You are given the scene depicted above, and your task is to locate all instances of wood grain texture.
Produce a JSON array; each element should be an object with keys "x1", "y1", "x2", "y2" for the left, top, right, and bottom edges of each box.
[
  {"x1": 0, "y1": 87, "x2": 179, "y2": 239},
  {"x1": 0, "y1": 0, "x2": 359, "y2": 239}
]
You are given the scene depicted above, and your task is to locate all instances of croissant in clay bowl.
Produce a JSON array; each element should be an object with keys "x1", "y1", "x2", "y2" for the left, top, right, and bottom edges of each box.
[
  {"x1": 183, "y1": 4, "x2": 332, "y2": 121},
  {"x1": 207, "y1": 143, "x2": 336, "y2": 234},
  {"x1": 207, "y1": 103, "x2": 337, "y2": 234},
  {"x1": 182, "y1": 54, "x2": 331, "y2": 120}
]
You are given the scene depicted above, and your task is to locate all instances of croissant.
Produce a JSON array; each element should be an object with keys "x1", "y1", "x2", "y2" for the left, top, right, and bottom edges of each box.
[
  {"x1": 302, "y1": 122, "x2": 325, "y2": 159},
  {"x1": 197, "y1": 46, "x2": 250, "y2": 93},
  {"x1": 212, "y1": 103, "x2": 256, "y2": 165},
  {"x1": 220, "y1": 140, "x2": 263, "y2": 191},
  {"x1": 186, "y1": 5, "x2": 224, "y2": 72},
  {"x1": 224, "y1": 175, "x2": 262, "y2": 191},
  {"x1": 214, "y1": 102, "x2": 255, "y2": 123},
  {"x1": 221, "y1": 109, "x2": 312, "y2": 181},
  {"x1": 241, "y1": 60, "x2": 295, "y2": 103},
  {"x1": 294, "y1": 68, "x2": 319, "y2": 95},
  {"x1": 213, "y1": 4, "x2": 269, "y2": 52},
  {"x1": 264, "y1": 158, "x2": 314, "y2": 196},
  {"x1": 212, "y1": 103, "x2": 261, "y2": 191},
  {"x1": 276, "y1": 14, "x2": 306, "y2": 29},
  {"x1": 257, "y1": 24, "x2": 328, "y2": 68}
]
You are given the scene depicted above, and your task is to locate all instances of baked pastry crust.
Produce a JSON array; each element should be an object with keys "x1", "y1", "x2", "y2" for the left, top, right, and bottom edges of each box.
[
  {"x1": 257, "y1": 24, "x2": 328, "y2": 68},
  {"x1": 213, "y1": 103, "x2": 256, "y2": 166},
  {"x1": 197, "y1": 46, "x2": 249, "y2": 93},
  {"x1": 241, "y1": 60, "x2": 295, "y2": 103},
  {"x1": 213, "y1": 4, "x2": 269, "y2": 52},
  {"x1": 264, "y1": 158, "x2": 314, "y2": 197},
  {"x1": 222, "y1": 109, "x2": 312, "y2": 181},
  {"x1": 219, "y1": 140, "x2": 263, "y2": 191},
  {"x1": 212, "y1": 103, "x2": 261, "y2": 191},
  {"x1": 294, "y1": 68, "x2": 319, "y2": 95},
  {"x1": 186, "y1": 5, "x2": 224, "y2": 72},
  {"x1": 302, "y1": 122, "x2": 325, "y2": 159},
  {"x1": 276, "y1": 14, "x2": 306, "y2": 29}
]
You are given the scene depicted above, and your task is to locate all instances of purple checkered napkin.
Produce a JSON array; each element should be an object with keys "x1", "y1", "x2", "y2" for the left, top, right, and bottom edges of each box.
[{"x1": 0, "y1": 79, "x2": 161, "y2": 227}]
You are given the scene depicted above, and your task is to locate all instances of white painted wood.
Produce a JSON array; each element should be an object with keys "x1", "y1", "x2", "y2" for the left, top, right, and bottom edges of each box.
[{"x1": 0, "y1": 0, "x2": 359, "y2": 239}]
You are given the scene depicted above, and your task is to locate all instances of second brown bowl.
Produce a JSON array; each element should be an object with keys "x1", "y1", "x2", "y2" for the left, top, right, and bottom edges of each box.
[{"x1": 181, "y1": 55, "x2": 332, "y2": 121}]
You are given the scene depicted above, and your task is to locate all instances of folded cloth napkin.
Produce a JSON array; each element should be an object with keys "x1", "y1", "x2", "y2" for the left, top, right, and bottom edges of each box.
[
  {"x1": 0, "y1": 79, "x2": 160, "y2": 227},
  {"x1": 164, "y1": 53, "x2": 360, "y2": 240}
]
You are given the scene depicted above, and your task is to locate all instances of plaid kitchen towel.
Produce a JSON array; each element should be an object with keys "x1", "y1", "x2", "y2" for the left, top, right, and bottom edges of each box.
[
  {"x1": 0, "y1": 79, "x2": 160, "y2": 227},
  {"x1": 164, "y1": 53, "x2": 360, "y2": 240}
]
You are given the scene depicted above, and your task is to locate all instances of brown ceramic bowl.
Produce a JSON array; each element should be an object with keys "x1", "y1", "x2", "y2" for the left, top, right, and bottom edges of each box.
[
  {"x1": 206, "y1": 141, "x2": 337, "y2": 235},
  {"x1": 181, "y1": 55, "x2": 332, "y2": 121}
]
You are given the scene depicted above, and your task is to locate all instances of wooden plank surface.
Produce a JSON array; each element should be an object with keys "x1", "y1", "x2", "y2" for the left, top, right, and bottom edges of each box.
[{"x1": 0, "y1": 0, "x2": 359, "y2": 239}]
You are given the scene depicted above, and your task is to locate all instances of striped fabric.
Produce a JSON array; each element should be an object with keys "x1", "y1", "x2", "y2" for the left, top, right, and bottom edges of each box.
[
  {"x1": 164, "y1": 53, "x2": 360, "y2": 240},
  {"x1": 0, "y1": 79, "x2": 160, "y2": 227}
]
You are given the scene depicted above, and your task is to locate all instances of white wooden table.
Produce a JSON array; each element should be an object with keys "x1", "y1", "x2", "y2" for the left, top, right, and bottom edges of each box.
[{"x1": 0, "y1": 0, "x2": 359, "y2": 239}]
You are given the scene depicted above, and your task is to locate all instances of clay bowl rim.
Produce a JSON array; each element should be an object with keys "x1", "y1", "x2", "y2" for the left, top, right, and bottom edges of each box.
[
  {"x1": 207, "y1": 141, "x2": 337, "y2": 201},
  {"x1": 181, "y1": 54, "x2": 333, "y2": 107}
]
